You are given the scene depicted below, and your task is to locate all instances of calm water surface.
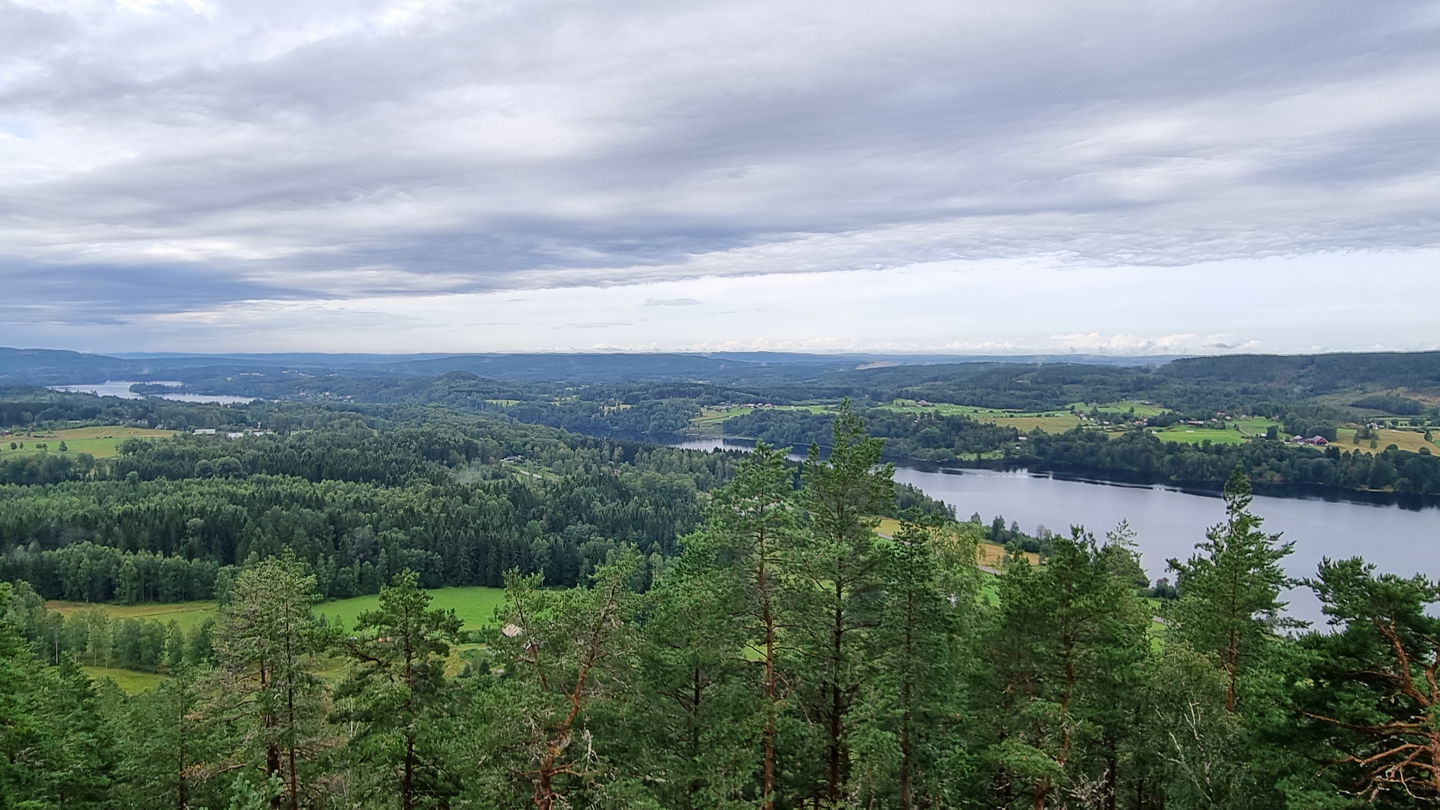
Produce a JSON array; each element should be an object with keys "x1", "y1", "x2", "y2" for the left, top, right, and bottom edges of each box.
[
  {"x1": 49, "y1": 381, "x2": 259, "y2": 405},
  {"x1": 671, "y1": 437, "x2": 1440, "y2": 621}
]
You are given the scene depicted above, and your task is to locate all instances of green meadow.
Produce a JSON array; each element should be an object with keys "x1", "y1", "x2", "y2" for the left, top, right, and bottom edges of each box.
[
  {"x1": 50, "y1": 586, "x2": 506, "y2": 635},
  {"x1": 313, "y1": 586, "x2": 506, "y2": 632},
  {"x1": 0, "y1": 425, "x2": 177, "y2": 459}
]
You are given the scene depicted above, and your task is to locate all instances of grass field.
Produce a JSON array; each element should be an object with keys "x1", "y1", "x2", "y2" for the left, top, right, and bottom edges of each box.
[
  {"x1": 873, "y1": 517, "x2": 1039, "y2": 568},
  {"x1": 690, "y1": 403, "x2": 834, "y2": 434},
  {"x1": 1335, "y1": 427, "x2": 1439, "y2": 455},
  {"x1": 83, "y1": 665, "x2": 167, "y2": 694},
  {"x1": 882, "y1": 401, "x2": 1084, "y2": 433},
  {"x1": 1078, "y1": 400, "x2": 1169, "y2": 418},
  {"x1": 314, "y1": 586, "x2": 506, "y2": 631},
  {"x1": 52, "y1": 586, "x2": 507, "y2": 636},
  {"x1": 1150, "y1": 426, "x2": 1250, "y2": 445},
  {"x1": 48, "y1": 599, "x2": 219, "y2": 631},
  {"x1": 1231, "y1": 416, "x2": 1284, "y2": 435},
  {"x1": 59, "y1": 587, "x2": 508, "y2": 691},
  {"x1": 0, "y1": 425, "x2": 176, "y2": 459}
]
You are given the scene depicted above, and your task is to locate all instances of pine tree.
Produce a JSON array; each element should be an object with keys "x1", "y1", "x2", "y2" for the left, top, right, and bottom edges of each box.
[
  {"x1": 1295, "y1": 557, "x2": 1440, "y2": 805},
  {"x1": 334, "y1": 569, "x2": 464, "y2": 810},
  {"x1": 209, "y1": 554, "x2": 331, "y2": 810},
  {"x1": 795, "y1": 403, "x2": 895, "y2": 806},
  {"x1": 470, "y1": 551, "x2": 642, "y2": 809},
  {"x1": 640, "y1": 443, "x2": 803, "y2": 809},
  {"x1": 982, "y1": 527, "x2": 1149, "y2": 808},
  {"x1": 860, "y1": 518, "x2": 982, "y2": 808},
  {"x1": 1167, "y1": 465, "x2": 1294, "y2": 713}
]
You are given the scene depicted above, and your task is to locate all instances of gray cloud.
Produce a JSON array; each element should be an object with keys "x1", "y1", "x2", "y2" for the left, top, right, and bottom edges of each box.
[{"x1": 1, "y1": 0, "x2": 1437, "y2": 348}]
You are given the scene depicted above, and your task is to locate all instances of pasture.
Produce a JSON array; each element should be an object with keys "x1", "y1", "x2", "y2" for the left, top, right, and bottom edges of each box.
[
  {"x1": 0, "y1": 425, "x2": 176, "y2": 459},
  {"x1": 882, "y1": 401, "x2": 1083, "y2": 433},
  {"x1": 50, "y1": 586, "x2": 507, "y2": 635},
  {"x1": 1335, "y1": 427, "x2": 1439, "y2": 455},
  {"x1": 59, "y1": 586, "x2": 508, "y2": 691},
  {"x1": 83, "y1": 666, "x2": 168, "y2": 695},
  {"x1": 873, "y1": 517, "x2": 1038, "y2": 569},
  {"x1": 690, "y1": 403, "x2": 833, "y2": 434},
  {"x1": 1078, "y1": 400, "x2": 1168, "y2": 418},
  {"x1": 314, "y1": 586, "x2": 506, "y2": 632},
  {"x1": 48, "y1": 599, "x2": 218, "y2": 631},
  {"x1": 1150, "y1": 426, "x2": 1250, "y2": 445}
]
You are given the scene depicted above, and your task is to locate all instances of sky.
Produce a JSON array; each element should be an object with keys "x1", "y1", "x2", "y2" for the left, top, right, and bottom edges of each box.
[{"x1": 2, "y1": 0, "x2": 1438, "y2": 356}]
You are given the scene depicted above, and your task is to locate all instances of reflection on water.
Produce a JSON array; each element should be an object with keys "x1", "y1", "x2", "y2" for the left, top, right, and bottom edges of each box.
[{"x1": 49, "y1": 381, "x2": 260, "y2": 405}]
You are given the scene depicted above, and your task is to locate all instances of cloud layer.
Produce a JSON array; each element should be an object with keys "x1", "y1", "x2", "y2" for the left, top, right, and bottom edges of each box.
[{"x1": 2, "y1": 0, "x2": 1437, "y2": 352}]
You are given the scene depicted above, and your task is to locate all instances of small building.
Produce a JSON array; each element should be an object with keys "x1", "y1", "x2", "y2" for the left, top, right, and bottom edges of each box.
[{"x1": 193, "y1": 428, "x2": 217, "y2": 435}]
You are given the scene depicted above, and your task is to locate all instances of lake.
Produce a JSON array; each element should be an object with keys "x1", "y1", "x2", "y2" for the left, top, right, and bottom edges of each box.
[
  {"x1": 670, "y1": 437, "x2": 1440, "y2": 622},
  {"x1": 49, "y1": 380, "x2": 260, "y2": 405}
]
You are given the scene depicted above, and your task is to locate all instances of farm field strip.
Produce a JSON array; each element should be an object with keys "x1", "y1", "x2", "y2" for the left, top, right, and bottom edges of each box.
[{"x1": 0, "y1": 425, "x2": 177, "y2": 459}]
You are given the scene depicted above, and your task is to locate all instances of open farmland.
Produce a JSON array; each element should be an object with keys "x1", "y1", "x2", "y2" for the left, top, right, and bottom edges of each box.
[
  {"x1": 48, "y1": 599, "x2": 219, "y2": 631},
  {"x1": 82, "y1": 666, "x2": 168, "y2": 695},
  {"x1": 880, "y1": 401, "x2": 1087, "y2": 433},
  {"x1": 0, "y1": 425, "x2": 176, "y2": 459},
  {"x1": 313, "y1": 586, "x2": 505, "y2": 631},
  {"x1": 1150, "y1": 426, "x2": 1250, "y2": 445},
  {"x1": 51, "y1": 586, "x2": 506, "y2": 636},
  {"x1": 873, "y1": 517, "x2": 1039, "y2": 569},
  {"x1": 1336, "y1": 427, "x2": 1439, "y2": 455}
]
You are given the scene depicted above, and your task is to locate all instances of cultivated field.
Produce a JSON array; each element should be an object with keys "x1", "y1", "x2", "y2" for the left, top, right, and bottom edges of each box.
[
  {"x1": 1150, "y1": 426, "x2": 1250, "y2": 445},
  {"x1": 873, "y1": 517, "x2": 1039, "y2": 568},
  {"x1": 1335, "y1": 427, "x2": 1439, "y2": 455},
  {"x1": 82, "y1": 666, "x2": 168, "y2": 694},
  {"x1": 313, "y1": 586, "x2": 506, "y2": 631},
  {"x1": 0, "y1": 425, "x2": 176, "y2": 459},
  {"x1": 50, "y1": 586, "x2": 507, "y2": 635},
  {"x1": 48, "y1": 599, "x2": 218, "y2": 631}
]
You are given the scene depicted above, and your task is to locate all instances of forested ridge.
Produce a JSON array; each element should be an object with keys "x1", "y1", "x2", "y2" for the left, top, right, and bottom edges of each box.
[
  {"x1": 83, "y1": 349, "x2": 1440, "y2": 500},
  {"x1": 2, "y1": 395, "x2": 1439, "y2": 808}
]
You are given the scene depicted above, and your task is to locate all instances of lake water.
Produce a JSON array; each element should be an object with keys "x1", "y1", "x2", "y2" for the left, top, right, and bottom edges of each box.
[
  {"x1": 49, "y1": 381, "x2": 260, "y2": 405},
  {"x1": 670, "y1": 437, "x2": 1440, "y2": 622}
]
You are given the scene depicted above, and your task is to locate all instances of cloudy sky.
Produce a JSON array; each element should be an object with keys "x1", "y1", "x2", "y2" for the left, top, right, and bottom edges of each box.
[{"x1": 2, "y1": 0, "x2": 1437, "y2": 355}]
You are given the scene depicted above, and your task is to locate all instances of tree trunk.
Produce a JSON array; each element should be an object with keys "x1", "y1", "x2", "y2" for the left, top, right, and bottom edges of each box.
[
  {"x1": 757, "y1": 524, "x2": 779, "y2": 810},
  {"x1": 899, "y1": 593, "x2": 915, "y2": 810},
  {"x1": 403, "y1": 734, "x2": 416, "y2": 810},
  {"x1": 827, "y1": 597, "x2": 845, "y2": 805}
]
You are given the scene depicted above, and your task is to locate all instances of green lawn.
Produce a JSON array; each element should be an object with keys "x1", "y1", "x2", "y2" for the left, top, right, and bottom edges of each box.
[{"x1": 0, "y1": 426, "x2": 177, "y2": 459}]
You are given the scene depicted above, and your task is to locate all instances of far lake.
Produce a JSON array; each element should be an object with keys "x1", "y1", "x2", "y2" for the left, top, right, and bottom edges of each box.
[
  {"x1": 670, "y1": 437, "x2": 1440, "y2": 622},
  {"x1": 49, "y1": 380, "x2": 260, "y2": 405}
]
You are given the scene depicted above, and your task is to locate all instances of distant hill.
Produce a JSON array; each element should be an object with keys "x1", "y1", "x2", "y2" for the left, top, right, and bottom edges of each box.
[
  {"x1": 1160, "y1": 351, "x2": 1440, "y2": 394},
  {"x1": 0, "y1": 348, "x2": 144, "y2": 384},
  {"x1": 0, "y1": 347, "x2": 1177, "y2": 386}
]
